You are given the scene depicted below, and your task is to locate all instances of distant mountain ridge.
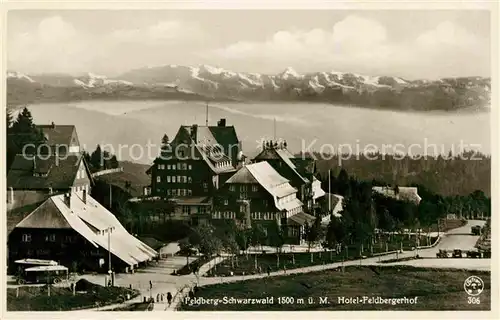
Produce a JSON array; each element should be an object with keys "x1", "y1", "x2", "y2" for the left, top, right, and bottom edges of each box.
[{"x1": 7, "y1": 65, "x2": 491, "y2": 111}]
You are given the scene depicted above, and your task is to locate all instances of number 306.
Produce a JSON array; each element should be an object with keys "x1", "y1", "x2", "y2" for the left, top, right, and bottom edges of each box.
[{"x1": 468, "y1": 297, "x2": 480, "y2": 304}]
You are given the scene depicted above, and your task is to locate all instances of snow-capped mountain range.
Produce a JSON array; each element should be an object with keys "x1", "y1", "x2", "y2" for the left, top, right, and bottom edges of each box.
[{"x1": 7, "y1": 65, "x2": 491, "y2": 112}]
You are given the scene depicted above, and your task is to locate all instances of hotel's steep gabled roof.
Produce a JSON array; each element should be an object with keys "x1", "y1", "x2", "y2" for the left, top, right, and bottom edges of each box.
[
  {"x1": 226, "y1": 162, "x2": 302, "y2": 211},
  {"x1": 13, "y1": 192, "x2": 157, "y2": 266}
]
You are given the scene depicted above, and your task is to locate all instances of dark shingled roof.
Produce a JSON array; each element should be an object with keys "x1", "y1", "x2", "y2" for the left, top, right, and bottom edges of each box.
[
  {"x1": 7, "y1": 200, "x2": 46, "y2": 234},
  {"x1": 7, "y1": 154, "x2": 83, "y2": 190},
  {"x1": 16, "y1": 198, "x2": 72, "y2": 229},
  {"x1": 36, "y1": 125, "x2": 76, "y2": 147}
]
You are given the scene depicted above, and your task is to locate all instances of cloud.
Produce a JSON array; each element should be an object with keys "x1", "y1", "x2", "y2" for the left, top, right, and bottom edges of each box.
[
  {"x1": 8, "y1": 16, "x2": 203, "y2": 74},
  {"x1": 208, "y1": 15, "x2": 488, "y2": 79},
  {"x1": 110, "y1": 20, "x2": 202, "y2": 43}
]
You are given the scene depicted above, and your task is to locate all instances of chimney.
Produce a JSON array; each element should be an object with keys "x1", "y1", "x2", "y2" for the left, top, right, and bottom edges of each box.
[
  {"x1": 190, "y1": 124, "x2": 198, "y2": 142},
  {"x1": 64, "y1": 193, "x2": 71, "y2": 208},
  {"x1": 82, "y1": 189, "x2": 87, "y2": 204},
  {"x1": 217, "y1": 118, "x2": 226, "y2": 127}
]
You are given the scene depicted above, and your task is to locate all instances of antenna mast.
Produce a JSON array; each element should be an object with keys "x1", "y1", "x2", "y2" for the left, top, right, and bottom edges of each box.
[{"x1": 205, "y1": 101, "x2": 209, "y2": 126}]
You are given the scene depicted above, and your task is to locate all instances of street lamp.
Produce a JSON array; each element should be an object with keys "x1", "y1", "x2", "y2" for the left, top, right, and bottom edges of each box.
[{"x1": 107, "y1": 226, "x2": 115, "y2": 285}]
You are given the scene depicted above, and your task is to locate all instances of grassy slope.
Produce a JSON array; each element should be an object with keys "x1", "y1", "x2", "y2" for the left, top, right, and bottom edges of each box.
[
  {"x1": 7, "y1": 285, "x2": 139, "y2": 311},
  {"x1": 181, "y1": 266, "x2": 490, "y2": 311}
]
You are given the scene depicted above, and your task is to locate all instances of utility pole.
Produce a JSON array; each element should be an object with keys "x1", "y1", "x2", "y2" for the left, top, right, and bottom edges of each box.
[
  {"x1": 109, "y1": 184, "x2": 112, "y2": 209},
  {"x1": 108, "y1": 227, "x2": 112, "y2": 285}
]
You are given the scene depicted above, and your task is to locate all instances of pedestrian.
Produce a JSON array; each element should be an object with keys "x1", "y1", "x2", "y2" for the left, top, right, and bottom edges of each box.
[
  {"x1": 283, "y1": 265, "x2": 287, "y2": 274},
  {"x1": 156, "y1": 293, "x2": 160, "y2": 303},
  {"x1": 160, "y1": 293, "x2": 164, "y2": 302},
  {"x1": 167, "y1": 292, "x2": 172, "y2": 306},
  {"x1": 149, "y1": 280, "x2": 153, "y2": 290},
  {"x1": 107, "y1": 279, "x2": 112, "y2": 287},
  {"x1": 267, "y1": 266, "x2": 271, "y2": 276}
]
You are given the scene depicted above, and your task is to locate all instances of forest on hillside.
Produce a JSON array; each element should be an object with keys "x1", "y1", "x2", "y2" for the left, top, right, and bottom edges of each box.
[{"x1": 311, "y1": 151, "x2": 490, "y2": 196}]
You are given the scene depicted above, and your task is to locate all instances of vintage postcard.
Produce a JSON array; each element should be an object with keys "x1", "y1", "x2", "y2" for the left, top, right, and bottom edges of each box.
[{"x1": 1, "y1": 0, "x2": 498, "y2": 319}]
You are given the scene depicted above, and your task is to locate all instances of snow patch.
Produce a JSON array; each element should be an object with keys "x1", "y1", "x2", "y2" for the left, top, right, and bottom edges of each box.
[
  {"x1": 281, "y1": 67, "x2": 303, "y2": 80},
  {"x1": 238, "y1": 73, "x2": 264, "y2": 87},
  {"x1": 7, "y1": 71, "x2": 35, "y2": 83}
]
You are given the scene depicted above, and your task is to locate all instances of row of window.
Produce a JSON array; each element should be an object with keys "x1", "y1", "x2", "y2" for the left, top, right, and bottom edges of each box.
[
  {"x1": 215, "y1": 161, "x2": 231, "y2": 168},
  {"x1": 160, "y1": 176, "x2": 193, "y2": 183},
  {"x1": 21, "y1": 234, "x2": 77, "y2": 243},
  {"x1": 211, "y1": 211, "x2": 274, "y2": 220},
  {"x1": 157, "y1": 163, "x2": 192, "y2": 170},
  {"x1": 72, "y1": 184, "x2": 89, "y2": 193},
  {"x1": 76, "y1": 167, "x2": 86, "y2": 180},
  {"x1": 212, "y1": 212, "x2": 236, "y2": 219},
  {"x1": 229, "y1": 185, "x2": 259, "y2": 192},
  {"x1": 251, "y1": 212, "x2": 274, "y2": 220},
  {"x1": 167, "y1": 189, "x2": 193, "y2": 196}
]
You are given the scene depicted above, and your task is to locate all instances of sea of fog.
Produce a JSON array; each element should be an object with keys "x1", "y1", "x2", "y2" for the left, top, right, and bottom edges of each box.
[{"x1": 24, "y1": 100, "x2": 490, "y2": 164}]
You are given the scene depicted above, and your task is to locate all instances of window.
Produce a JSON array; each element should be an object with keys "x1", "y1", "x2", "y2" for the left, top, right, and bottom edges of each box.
[
  {"x1": 240, "y1": 185, "x2": 247, "y2": 192},
  {"x1": 188, "y1": 164, "x2": 192, "y2": 170},
  {"x1": 229, "y1": 185, "x2": 235, "y2": 192},
  {"x1": 183, "y1": 206, "x2": 190, "y2": 215},
  {"x1": 177, "y1": 176, "x2": 181, "y2": 183},
  {"x1": 203, "y1": 183, "x2": 208, "y2": 189},
  {"x1": 188, "y1": 177, "x2": 192, "y2": 183},
  {"x1": 188, "y1": 189, "x2": 192, "y2": 196},
  {"x1": 183, "y1": 176, "x2": 187, "y2": 183},
  {"x1": 252, "y1": 185, "x2": 258, "y2": 192},
  {"x1": 167, "y1": 189, "x2": 171, "y2": 196},
  {"x1": 156, "y1": 176, "x2": 161, "y2": 183},
  {"x1": 167, "y1": 176, "x2": 171, "y2": 183},
  {"x1": 183, "y1": 163, "x2": 188, "y2": 170},
  {"x1": 45, "y1": 234, "x2": 56, "y2": 242},
  {"x1": 199, "y1": 206, "x2": 207, "y2": 214},
  {"x1": 224, "y1": 199, "x2": 229, "y2": 205},
  {"x1": 172, "y1": 189, "x2": 177, "y2": 196},
  {"x1": 158, "y1": 164, "x2": 163, "y2": 170},
  {"x1": 172, "y1": 176, "x2": 176, "y2": 183},
  {"x1": 172, "y1": 164, "x2": 176, "y2": 170},
  {"x1": 22, "y1": 234, "x2": 31, "y2": 242},
  {"x1": 167, "y1": 164, "x2": 172, "y2": 170}
]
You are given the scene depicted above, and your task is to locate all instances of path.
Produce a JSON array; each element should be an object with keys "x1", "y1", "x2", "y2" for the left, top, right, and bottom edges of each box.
[
  {"x1": 168, "y1": 220, "x2": 490, "y2": 310},
  {"x1": 74, "y1": 220, "x2": 488, "y2": 311}
]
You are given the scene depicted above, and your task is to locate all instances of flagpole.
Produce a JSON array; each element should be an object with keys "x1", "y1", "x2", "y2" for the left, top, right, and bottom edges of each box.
[{"x1": 328, "y1": 169, "x2": 331, "y2": 212}]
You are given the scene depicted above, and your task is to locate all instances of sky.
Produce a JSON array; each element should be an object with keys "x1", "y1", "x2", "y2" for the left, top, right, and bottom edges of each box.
[{"x1": 7, "y1": 10, "x2": 491, "y2": 79}]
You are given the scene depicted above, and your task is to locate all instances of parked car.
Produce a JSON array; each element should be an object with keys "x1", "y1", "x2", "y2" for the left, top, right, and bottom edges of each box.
[
  {"x1": 471, "y1": 226, "x2": 481, "y2": 235},
  {"x1": 16, "y1": 265, "x2": 69, "y2": 285},
  {"x1": 452, "y1": 249, "x2": 463, "y2": 258},
  {"x1": 436, "y1": 249, "x2": 448, "y2": 258},
  {"x1": 466, "y1": 250, "x2": 481, "y2": 258}
]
